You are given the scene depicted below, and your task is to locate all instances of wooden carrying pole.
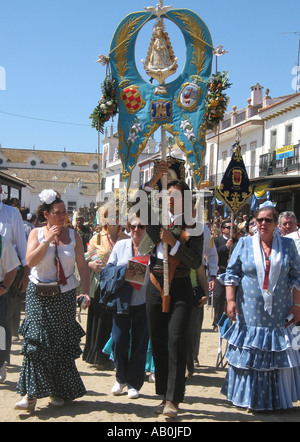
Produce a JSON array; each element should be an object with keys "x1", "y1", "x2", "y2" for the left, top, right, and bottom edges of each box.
[{"x1": 161, "y1": 125, "x2": 170, "y2": 313}]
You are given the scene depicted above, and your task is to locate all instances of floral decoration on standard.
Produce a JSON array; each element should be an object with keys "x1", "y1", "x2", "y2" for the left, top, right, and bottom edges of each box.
[
  {"x1": 205, "y1": 71, "x2": 231, "y2": 131},
  {"x1": 90, "y1": 75, "x2": 119, "y2": 133}
]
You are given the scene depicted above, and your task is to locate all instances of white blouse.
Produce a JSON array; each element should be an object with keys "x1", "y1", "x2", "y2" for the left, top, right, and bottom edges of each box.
[
  {"x1": 0, "y1": 236, "x2": 20, "y2": 281},
  {"x1": 29, "y1": 228, "x2": 79, "y2": 293}
]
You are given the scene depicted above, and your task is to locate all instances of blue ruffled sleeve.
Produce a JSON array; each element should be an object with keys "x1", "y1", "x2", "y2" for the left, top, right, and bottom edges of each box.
[{"x1": 223, "y1": 237, "x2": 246, "y2": 286}]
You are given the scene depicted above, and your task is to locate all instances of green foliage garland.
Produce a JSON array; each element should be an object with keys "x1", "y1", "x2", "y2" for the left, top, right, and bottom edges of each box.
[{"x1": 90, "y1": 76, "x2": 118, "y2": 133}]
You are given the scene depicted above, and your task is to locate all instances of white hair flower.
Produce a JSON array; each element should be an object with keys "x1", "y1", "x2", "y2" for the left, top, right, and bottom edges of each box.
[{"x1": 39, "y1": 189, "x2": 57, "y2": 205}]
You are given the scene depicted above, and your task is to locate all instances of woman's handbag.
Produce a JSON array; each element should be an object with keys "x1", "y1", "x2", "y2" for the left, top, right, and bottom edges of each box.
[{"x1": 36, "y1": 282, "x2": 61, "y2": 297}]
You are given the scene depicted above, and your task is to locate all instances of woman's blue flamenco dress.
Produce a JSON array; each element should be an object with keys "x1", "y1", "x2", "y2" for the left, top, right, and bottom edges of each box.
[{"x1": 221, "y1": 235, "x2": 300, "y2": 411}]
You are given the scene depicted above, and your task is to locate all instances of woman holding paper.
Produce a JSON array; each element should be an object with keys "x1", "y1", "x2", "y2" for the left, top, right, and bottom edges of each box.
[
  {"x1": 105, "y1": 214, "x2": 149, "y2": 400},
  {"x1": 222, "y1": 205, "x2": 300, "y2": 411}
]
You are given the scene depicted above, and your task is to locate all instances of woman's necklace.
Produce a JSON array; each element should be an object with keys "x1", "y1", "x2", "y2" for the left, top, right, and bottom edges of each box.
[
  {"x1": 107, "y1": 233, "x2": 118, "y2": 250},
  {"x1": 132, "y1": 242, "x2": 139, "y2": 257},
  {"x1": 260, "y1": 239, "x2": 272, "y2": 290},
  {"x1": 261, "y1": 240, "x2": 272, "y2": 257}
]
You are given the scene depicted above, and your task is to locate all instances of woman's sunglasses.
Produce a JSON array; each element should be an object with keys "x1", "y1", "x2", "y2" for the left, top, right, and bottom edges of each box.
[
  {"x1": 256, "y1": 217, "x2": 274, "y2": 224},
  {"x1": 130, "y1": 224, "x2": 145, "y2": 230}
]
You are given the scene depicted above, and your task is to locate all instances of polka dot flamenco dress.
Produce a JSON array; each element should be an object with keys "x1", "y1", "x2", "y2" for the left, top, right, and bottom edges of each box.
[
  {"x1": 16, "y1": 229, "x2": 86, "y2": 401},
  {"x1": 221, "y1": 235, "x2": 300, "y2": 411}
]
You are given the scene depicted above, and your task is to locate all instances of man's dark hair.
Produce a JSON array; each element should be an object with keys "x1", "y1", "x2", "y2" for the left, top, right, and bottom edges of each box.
[
  {"x1": 221, "y1": 220, "x2": 231, "y2": 229},
  {"x1": 167, "y1": 180, "x2": 190, "y2": 194}
]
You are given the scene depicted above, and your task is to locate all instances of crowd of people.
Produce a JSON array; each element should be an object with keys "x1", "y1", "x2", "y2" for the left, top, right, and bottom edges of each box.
[{"x1": 1, "y1": 167, "x2": 300, "y2": 417}]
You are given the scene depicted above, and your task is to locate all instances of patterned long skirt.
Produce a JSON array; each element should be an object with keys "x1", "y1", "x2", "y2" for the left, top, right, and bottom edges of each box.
[{"x1": 16, "y1": 282, "x2": 86, "y2": 400}]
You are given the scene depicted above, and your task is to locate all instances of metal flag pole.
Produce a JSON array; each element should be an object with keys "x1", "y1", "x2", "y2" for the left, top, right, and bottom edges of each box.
[
  {"x1": 209, "y1": 44, "x2": 228, "y2": 250},
  {"x1": 209, "y1": 45, "x2": 228, "y2": 319}
]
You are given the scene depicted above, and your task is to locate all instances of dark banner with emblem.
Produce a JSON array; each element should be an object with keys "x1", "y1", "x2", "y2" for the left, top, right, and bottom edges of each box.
[{"x1": 216, "y1": 141, "x2": 252, "y2": 214}]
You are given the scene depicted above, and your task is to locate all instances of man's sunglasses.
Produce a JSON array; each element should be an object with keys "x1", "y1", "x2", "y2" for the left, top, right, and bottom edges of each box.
[
  {"x1": 256, "y1": 217, "x2": 274, "y2": 224},
  {"x1": 130, "y1": 224, "x2": 145, "y2": 230}
]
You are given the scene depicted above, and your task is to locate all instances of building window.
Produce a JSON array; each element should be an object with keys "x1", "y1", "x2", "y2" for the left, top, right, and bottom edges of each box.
[
  {"x1": 139, "y1": 171, "x2": 144, "y2": 186},
  {"x1": 112, "y1": 178, "x2": 115, "y2": 192},
  {"x1": 271, "y1": 130, "x2": 277, "y2": 151},
  {"x1": 250, "y1": 142, "x2": 257, "y2": 179},
  {"x1": 92, "y1": 163, "x2": 98, "y2": 170},
  {"x1": 67, "y1": 201, "x2": 76, "y2": 217},
  {"x1": 285, "y1": 125, "x2": 293, "y2": 145},
  {"x1": 61, "y1": 162, "x2": 68, "y2": 168},
  {"x1": 222, "y1": 151, "x2": 227, "y2": 173},
  {"x1": 30, "y1": 160, "x2": 36, "y2": 166},
  {"x1": 241, "y1": 145, "x2": 246, "y2": 159}
]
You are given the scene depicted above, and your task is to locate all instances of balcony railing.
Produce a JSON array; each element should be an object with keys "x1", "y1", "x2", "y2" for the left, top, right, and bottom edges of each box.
[
  {"x1": 259, "y1": 144, "x2": 300, "y2": 176},
  {"x1": 219, "y1": 105, "x2": 262, "y2": 132}
]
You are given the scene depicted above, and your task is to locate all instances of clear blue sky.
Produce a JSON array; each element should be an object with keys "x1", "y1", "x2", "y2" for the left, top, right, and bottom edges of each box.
[{"x1": 0, "y1": 0, "x2": 299, "y2": 153}]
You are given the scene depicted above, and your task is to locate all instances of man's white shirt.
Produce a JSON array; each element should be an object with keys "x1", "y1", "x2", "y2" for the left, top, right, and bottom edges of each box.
[{"x1": 0, "y1": 201, "x2": 27, "y2": 266}]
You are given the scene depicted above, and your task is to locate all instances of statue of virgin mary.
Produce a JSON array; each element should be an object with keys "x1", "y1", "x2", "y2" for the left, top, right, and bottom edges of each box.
[{"x1": 142, "y1": 20, "x2": 178, "y2": 89}]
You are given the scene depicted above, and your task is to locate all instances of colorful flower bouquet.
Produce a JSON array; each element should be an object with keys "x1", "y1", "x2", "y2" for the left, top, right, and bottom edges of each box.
[{"x1": 205, "y1": 71, "x2": 231, "y2": 131}]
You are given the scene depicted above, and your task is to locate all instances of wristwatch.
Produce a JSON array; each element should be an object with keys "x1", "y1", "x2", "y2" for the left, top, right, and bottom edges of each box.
[
  {"x1": 0, "y1": 283, "x2": 8, "y2": 292},
  {"x1": 41, "y1": 239, "x2": 50, "y2": 246}
]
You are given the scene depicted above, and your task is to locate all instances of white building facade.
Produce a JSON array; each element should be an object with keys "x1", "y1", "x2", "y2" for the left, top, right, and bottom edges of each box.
[
  {"x1": 259, "y1": 92, "x2": 300, "y2": 177},
  {"x1": 100, "y1": 124, "x2": 158, "y2": 195},
  {"x1": 0, "y1": 147, "x2": 100, "y2": 217}
]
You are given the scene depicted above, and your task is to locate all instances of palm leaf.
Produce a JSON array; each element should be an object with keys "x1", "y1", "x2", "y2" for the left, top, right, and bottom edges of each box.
[
  {"x1": 114, "y1": 16, "x2": 143, "y2": 80},
  {"x1": 172, "y1": 12, "x2": 206, "y2": 76}
]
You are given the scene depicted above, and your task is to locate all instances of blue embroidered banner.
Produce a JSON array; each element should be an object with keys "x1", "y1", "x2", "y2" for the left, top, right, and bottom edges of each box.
[{"x1": 109, "y1": 9, "x2": 213, "y2": 189}]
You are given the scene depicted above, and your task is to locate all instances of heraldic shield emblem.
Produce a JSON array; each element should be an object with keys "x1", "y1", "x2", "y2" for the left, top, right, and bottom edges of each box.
[
  {"x1": 232, "y1": 168, "x2": 242, "y2": 186},
  {"x1": 121, "y1": 85, "x2": 146, "y2": 114},
  {"x1": 151, "y1": 99, "x2": 172, "y2": 122},
  {"x1": 176, "y1": 82, "x2": 202, "y2": 112}
]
